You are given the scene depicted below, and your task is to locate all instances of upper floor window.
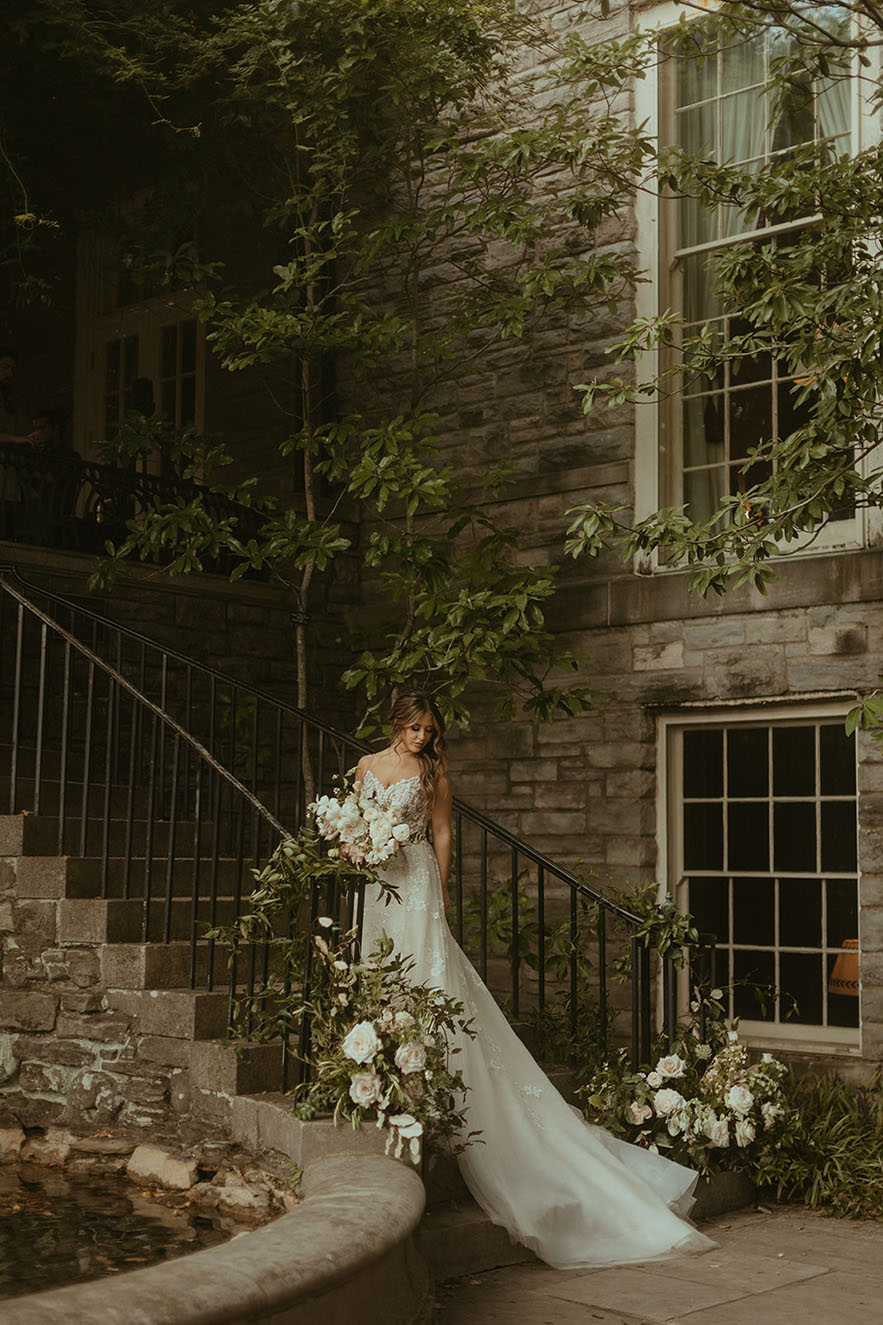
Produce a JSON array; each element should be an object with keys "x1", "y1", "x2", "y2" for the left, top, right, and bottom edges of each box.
[
  {"x1": 75, "y1": 234, "x2": 204, "y2": 462},
  {"x1": 652, "y1": 10, "x2": 861, "y2": 542}
]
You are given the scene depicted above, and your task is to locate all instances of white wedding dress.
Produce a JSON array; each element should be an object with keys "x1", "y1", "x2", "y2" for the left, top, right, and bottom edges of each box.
[{"x1": 359, "y1": 771, "x2": 715, "y2": 1269}]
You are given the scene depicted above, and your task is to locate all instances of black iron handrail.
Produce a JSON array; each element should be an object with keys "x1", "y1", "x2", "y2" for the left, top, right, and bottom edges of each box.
[{"x1": 0, "y1": 565, "x2": 709, "y2": 1071}]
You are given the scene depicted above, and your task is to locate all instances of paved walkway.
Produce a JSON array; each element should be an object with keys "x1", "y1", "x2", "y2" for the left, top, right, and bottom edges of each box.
[{"x1": 433, "y1": 1204, "x2": 883, "y2": 1324}]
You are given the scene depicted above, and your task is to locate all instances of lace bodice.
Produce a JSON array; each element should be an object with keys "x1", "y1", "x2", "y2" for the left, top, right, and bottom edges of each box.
[{"x1": 363, "y1": 768, "x2": 428, "y2": 837}]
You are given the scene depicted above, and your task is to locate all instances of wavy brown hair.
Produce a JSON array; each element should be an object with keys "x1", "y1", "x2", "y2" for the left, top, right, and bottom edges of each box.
[{"x1": 390, "y1": 690, "x2": 447, "y2": 808}]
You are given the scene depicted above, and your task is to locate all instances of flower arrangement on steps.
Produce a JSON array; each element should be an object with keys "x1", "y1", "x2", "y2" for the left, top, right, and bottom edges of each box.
[{"x1": 581, "y1": 988, "x2": 797, "y2": 1183}]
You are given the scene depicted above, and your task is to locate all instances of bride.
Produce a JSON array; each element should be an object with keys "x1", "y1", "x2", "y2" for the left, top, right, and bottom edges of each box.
[{"x1": 356, "y1": 690, "x2": 714, "y2": 1270}]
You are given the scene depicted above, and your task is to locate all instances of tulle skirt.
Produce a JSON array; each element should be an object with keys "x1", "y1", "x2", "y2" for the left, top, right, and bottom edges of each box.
[{"x1": 362, "y1": 840, "x2": 715, "y2": 1269}]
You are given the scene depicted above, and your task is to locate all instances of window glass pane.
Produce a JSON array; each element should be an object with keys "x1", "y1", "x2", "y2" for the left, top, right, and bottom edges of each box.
[
  {"x1": 819, "y1": 723, "x2": 854, "y2": 795},
  {"x1": 818, "y1": 69, "x2": 851, "y2": 142},
  {"x1": 769, "y1": 73, "x2": 815, "y2": 154},
  {"x1": 181, "y1": 320, "x2": 197, "y2": 374},
  {"x1": 728, "y1": 385, "x2": 772, "y2": 462},
  {"x1": 773, "y1": 801, "x2": 816, "y2": 872},
  {"x1": 677, "y1": 101, "x2": 717, "y2": 159},
  {"x1": 779, "y1": 878, "x2": 821, "y2": 948},
  {"x1": 727, "y1": 726, "x2": 768, "y2": 797},
  {"x1": 162, "y1": 380, "x2": 177, "y2": 422},
  {"x1": 684, "y1": 802, "x2": 723, "y2": 870},
  {"x1": 683, "y1": 729, "x2": 723, "y2": 797},
  {"x1": 105, "y1": 340, "x2": 120, "y2": 391},
  {"x1": 180, "y1": 376, "x2": 196, "y2": 426},
  {"x1": 821, "y1": 801, "x2": 857, "y2": 872},
  {"x1": 826, "y1": 878, "x2": 858, "y2": 949},
  {"x1": 688, "y1": 876, "x2": 730, "y2": 942},
  {"x1": 681, "y1": 253, "x2": 722, "y2": 323},
  {"x1": 728, "y1": 803, "x2": 769, "y2": 871},
  {"x1": 674, "y1": 31, "x2": 718, "y2": 108},
  {"x1": 721, "y1": 90, "x2": 765, "y2": 165},
  {"x1": 684, "y1": 467, "x2": 727, "y2": 524},
  {"x1": 721, "y1": 32, "x2": 765, "y2": 93},
  {"x1": 780, "y1": 951, "x2": 823, "y2": 1024},
  {"x1": 733, "y1": 949, "x2": 775, "y2": 1020},
  {"x1": 124, "y1": 335, "x2": 139, "y2": 387},
  {"x1": 733, "y1": 876, "x2": 774, "y2": 946},
  {"x1": 162, "y1": 325, "x2": 178, "y2": 380},
  {"x1": 683, "y1": 395, "x2": 724, "y2": 467},
  {"x1": 827, "y1": 949, "x2": 860, "y2": 1027},
  {"x1": 772, "y1": 726, "x2": 815, "y2": 795}
]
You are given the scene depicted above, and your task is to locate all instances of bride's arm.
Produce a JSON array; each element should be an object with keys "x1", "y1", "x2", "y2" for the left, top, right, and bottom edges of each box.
[{"x1": 431, "y1": 774, "x2": 453, "y2": 910}]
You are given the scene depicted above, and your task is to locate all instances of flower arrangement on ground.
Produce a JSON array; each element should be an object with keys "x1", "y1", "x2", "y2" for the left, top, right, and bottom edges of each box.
[
  {"x1": 581, "y1": 988, "x2": 797, "y2": 1181},
  {"x1": 310, "y1": 775, "x2": 413, "y2": 867},
  {"x1": 293, "y1": 924, "x2": 477, "y2": 1164}
]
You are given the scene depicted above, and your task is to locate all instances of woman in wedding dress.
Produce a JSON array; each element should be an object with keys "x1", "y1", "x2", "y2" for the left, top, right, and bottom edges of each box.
[{"x1": 357, "y1": 690, "x2": 714, "y2": 1269}]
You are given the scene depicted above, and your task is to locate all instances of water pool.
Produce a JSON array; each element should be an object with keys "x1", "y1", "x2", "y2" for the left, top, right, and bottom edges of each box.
[{"x1": 0, "y1": 1163, "x2": 246, "y2": 1301}]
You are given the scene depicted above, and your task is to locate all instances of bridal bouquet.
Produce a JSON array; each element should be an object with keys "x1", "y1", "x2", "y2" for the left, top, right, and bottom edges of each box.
[
  {"x1": 293, "y1": 925, "x2": 477, "y2": 1163},
  {"x1": 582, "y1": 988, "x2": 797, "y2": 1179},
  {"x1": 310, "y1": 777, "x2": 412, "y2": 867}
]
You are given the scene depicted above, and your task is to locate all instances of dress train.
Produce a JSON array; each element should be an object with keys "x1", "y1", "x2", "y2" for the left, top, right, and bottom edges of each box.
[{"x1": 360, "y1": 771, "x2": 714, "y2": 1270}]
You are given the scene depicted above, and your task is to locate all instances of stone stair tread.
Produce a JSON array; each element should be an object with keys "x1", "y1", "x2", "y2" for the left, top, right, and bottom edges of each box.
[{"x1": 416, "y1": 1197, "x2": 536, "y2": 1280}]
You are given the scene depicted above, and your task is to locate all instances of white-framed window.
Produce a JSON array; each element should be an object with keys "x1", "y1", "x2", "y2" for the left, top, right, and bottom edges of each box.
[
  {"x1": 74, "y1": 233, "x2": 205, "y2": 462},
  {"x1": 660, "y1": 704, "x2": 860, "y2": 1052},
  {"x1": 633, "y1": 2, "x2": 881, "y2": 561}
]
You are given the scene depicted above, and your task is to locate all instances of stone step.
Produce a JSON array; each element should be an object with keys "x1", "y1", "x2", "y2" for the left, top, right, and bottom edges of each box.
[
  {"x1": 12, "y1": 853, "x2": 256, "y2": 902},
  {"x1": 0, "y1": 812, "x2": 240, "y2": 860},
  {"x1": 56, "y1": 895, "x2": 264, "y2": 944},
  {"x1": 100, "y1": 941, "x2": 233, "y2": 990},
  {"x1": 416, "y1": 1198, "x2": 536, "y2": 1281},
  {"x1": 106, "y1": 987, "x2": 232, "y2": 1041}
]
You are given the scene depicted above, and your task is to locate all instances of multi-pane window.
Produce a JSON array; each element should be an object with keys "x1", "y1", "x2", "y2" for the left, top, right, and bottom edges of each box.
[
  {"x1": 660, "y1": 19, "x2": 852, "y2": 521},
  {"x1": 677, "y1": 719, "x2": 858, "y2": 1040}
]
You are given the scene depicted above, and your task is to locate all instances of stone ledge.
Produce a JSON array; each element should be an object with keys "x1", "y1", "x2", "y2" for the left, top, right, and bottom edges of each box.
[{"x1": 0, "y1": 1153, "x2": 429, "y2": 1325}]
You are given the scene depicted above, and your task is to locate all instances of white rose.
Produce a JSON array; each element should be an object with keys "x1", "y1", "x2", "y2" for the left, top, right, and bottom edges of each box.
[
  {"x1": 735, "y1": 1118, "x2": 756, "y2": 1147},
  {"x1": 395, "y1": 1041, "x2": 427, "y2": 1074},
  {"x1": 341, "y1": 1021, "x2": 382, "y2": 1064},
  {"x1": 392, "y1": 823, "x2": 411, "y2": 842},
  {"x1": 654, "y1": 1088, "x2": 685, "y2": 1118},
  {"x1": 667, "y1": 1114, "x2": 683, "y2": 1137},
  {"x1": 349, "y1": 1072, "x2": 383, "y2": 1107},
  {"x1": 629, "y1": 1101, "x2": 652, "y2": 1125},
  {"x1": 656, "y1": 1054, "x2": 687, "y2": 1080},
  {"x1": 646, "y1": 1070, "x2": 663, "y2": 1088},
  {"x1": 707, "y1": 1118, "x2": 729, "y2": 1148},
  {"x1": 394, "y1": 1011, "x2": 415, "y2": 1029},
  {"x1": 761, "y1": 1102, "x2": 781, "y2": 1129},
  {"x1": 725, "y1": 1084, "x2": 754, "y2": 1116},
  {"x1": 762, "y1": 1052, "x2": 773, "y2": 1063}
]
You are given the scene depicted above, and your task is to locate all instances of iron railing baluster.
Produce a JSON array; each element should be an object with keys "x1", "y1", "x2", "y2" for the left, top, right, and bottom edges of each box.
[
  {"x1": 79, "y1": 661, "x2": 94, "y2": 858},
  {"x1": 163, "y1": 733, "x2": 181, "y2": 943},
  {"x1": 33, "y1": 622, "x2": 47, "y2": 814},
  {"x1": 57, "y1": 641, "x2": 71, "y2": 856},
  {"x1": 9, "y1": 603, "x2": 23, "y2": 814},
  {"x1": 510, "y1": 847, "x2": 519, "y2": 1018}
]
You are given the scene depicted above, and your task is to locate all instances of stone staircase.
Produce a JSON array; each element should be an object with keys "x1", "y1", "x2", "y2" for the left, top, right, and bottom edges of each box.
[{"x1": 0, "y1": 787, "x2": 552, "y2": 1281}]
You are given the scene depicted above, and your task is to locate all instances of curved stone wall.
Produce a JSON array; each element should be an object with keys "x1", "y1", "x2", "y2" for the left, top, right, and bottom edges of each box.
[{"x1": 0, "y1": 1152, "x2": 430, "y2": 1325}]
